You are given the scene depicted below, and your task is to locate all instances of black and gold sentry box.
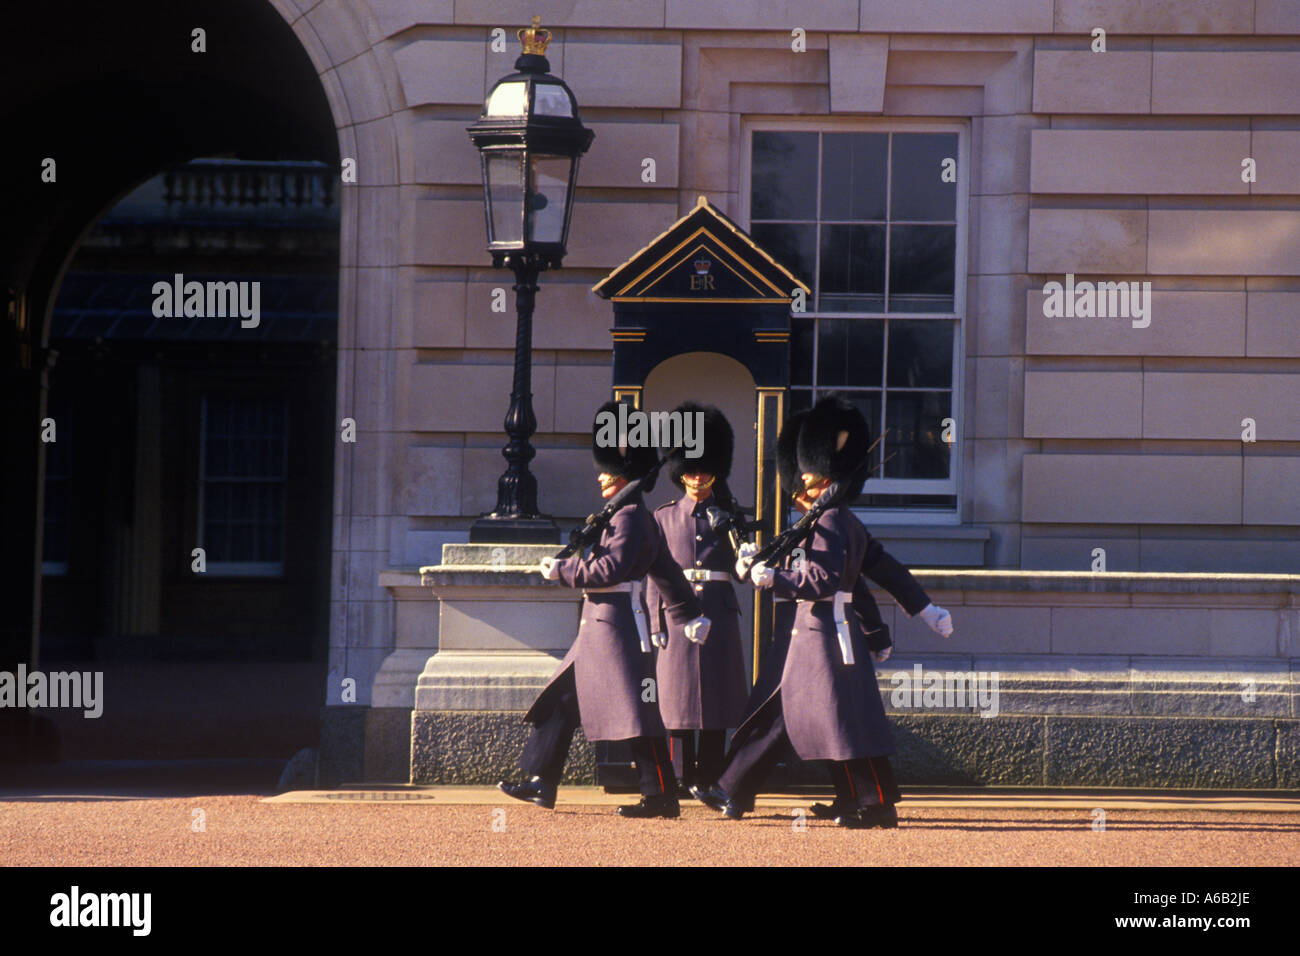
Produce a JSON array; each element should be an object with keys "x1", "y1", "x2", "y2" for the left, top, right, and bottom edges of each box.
[{"x1": 591, "y1": 195, "x2": 808, "y2": 788}]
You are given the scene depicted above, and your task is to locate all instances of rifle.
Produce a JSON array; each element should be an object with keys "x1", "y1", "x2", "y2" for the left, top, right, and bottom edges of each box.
[
  {"x1": 745, "y1": 473, "x2": 853, "y2": 570},
  {"x1": 704, "y1": 482, "x2": 763, "y2": 558},
  {"x1": 553, "y1": 456, "x2": 669, "y2": 560},
  {"x1": 743, "y1": 431, "x2": 889, "y2": 572}
]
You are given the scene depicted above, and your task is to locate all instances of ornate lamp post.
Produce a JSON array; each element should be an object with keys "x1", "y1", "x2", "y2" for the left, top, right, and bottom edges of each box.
[{"x1": 466, "y1": 17, "x2": 594, "y2": 543}]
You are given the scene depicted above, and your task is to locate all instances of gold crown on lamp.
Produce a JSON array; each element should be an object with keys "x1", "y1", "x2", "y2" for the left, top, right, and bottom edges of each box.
[{"x1": 518, "y1": 16, "x2": 551, "y2": 55}]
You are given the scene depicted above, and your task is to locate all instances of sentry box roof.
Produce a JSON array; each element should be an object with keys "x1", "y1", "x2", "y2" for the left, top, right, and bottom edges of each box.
[{"x1": 593, "y1": 195, "x2": 810, "y2": 305}]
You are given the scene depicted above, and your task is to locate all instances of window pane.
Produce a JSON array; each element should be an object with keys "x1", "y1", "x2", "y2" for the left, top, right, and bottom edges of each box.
[
  {"x1": 486, "y1": 155, "x2": 524, "y2": 244},
  {"x1": 888, "y1": 224, "x2": 955, "y2": 312},
  {"x1": 819, "y1": 224, "x2": 885, "y2": 312},
  {"x1": 750, "y1": 222, "x2": 815, "y2": 290},
  {"x1": 486, "y1": 81, "x2": 527, "y2": 117},
  {"x1": 202, "y1": 396, "x2": 287, "y2": 566},
  {"x1": 890, "y1": 133, "x2": 958, "y2": 221},
  {"x1": 883, "y1": 391, "x2": 951, "y2": 479},
  {"x1": 790, "y1": 318, "x2": 815, "y2": 387},
  {"x1": 527, "y1": 155, "x2": 570, "y2": 244},
  {"x1": 821, "y1": 133, "x2": 887, "y2": 221},
  {"x1": 816, "y1": 319, "x2": 883, "y2": 388},
  {"x1": 751, "y1": 131, "x2": 818, "y2": 221},
  {"x1": 860, "y1": 493, "x2": 957, "y2": 510},
  {"x1": 532, "y1": 83, "x2": 573, "y2": 117},
  {"x1": 886, "y1": 320, "x2": 954, "y2": 388}
]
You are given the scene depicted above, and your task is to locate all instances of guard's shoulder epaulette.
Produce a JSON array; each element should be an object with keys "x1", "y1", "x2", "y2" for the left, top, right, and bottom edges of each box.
[{"x1": 654, "y1": 499, "x2": 677, "y2": 512}]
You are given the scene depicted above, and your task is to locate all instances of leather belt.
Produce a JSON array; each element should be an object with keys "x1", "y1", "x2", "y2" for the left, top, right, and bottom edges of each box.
[
  {"x1": 582, "y1": 580, "x2": 651, "y2": 654},
  {"x1": 799, "y1": 591, "x2": 855, "y2": 665},
  {"x1": 682, "y1": 569, "x2": 730, "y2": 582}
]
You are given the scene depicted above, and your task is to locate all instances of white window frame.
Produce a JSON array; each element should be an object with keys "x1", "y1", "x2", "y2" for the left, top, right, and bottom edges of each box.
[
  {"x1": 197, "y1": 394, "x2": 289, "y2": 577},
  {"x1": 742, "y1": 116, "x2": 969, "y2": 526}
]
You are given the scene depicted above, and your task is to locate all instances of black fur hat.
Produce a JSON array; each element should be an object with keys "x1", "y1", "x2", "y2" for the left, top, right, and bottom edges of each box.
[
  {"x1": 796, "y1": 394, "x2": 870, "y2": 498},
  {"x1": 668, "y1": 402, "x2": 733, "y2": 490},
  {"x1": 592, "y1": 400, "x2": 660, "y2": 492},
  {"x1": 775, "y1": 410, "x2": 809, "y2": 499}
]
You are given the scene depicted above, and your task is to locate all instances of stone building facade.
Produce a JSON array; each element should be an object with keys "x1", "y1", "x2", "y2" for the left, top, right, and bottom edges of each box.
[{"x1": 4, "y1": 0, "x2": 1297, "y2": 787}]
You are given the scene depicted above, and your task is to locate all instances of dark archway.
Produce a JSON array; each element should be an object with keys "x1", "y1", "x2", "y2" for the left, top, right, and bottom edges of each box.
[{"x1": 1, "y1": 0, "x2": 339, "y2": 766}]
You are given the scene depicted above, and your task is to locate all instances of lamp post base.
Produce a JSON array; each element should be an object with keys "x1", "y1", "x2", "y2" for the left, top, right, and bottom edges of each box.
[{"x1": 468, "y1": 515, "x2": 563, "y2": 545}]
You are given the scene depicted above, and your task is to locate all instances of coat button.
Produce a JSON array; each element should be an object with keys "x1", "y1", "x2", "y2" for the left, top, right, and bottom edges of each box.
[
  {"x1": 695, "y1": 560, "x2": 702, "y2": 567},
  {"x1": 696, "y1": 534, "x2": 703, "y2": 541},
  {"x1": 791, "y1": 629, "x2": 798, "y2": 636},
  {"x1": 694, "y1": 584, "x2": 703, "y2": 592}
]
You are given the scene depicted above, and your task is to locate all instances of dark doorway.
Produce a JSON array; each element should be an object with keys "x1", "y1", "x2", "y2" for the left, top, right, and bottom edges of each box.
[{"x1": 1, "y1": 0, "x2": 339, "y2": 769}]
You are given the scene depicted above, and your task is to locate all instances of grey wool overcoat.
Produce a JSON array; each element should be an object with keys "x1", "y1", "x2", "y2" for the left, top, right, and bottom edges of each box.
[
  {"x1": 738, "y1": 504, "x2": 895, "y2": 761},
  {"x1": 645, "y1": 495, "x2": 750, "y2": 731},
  {"x1": 524, "y1": 493, "x2": 702, "y2": 742}
]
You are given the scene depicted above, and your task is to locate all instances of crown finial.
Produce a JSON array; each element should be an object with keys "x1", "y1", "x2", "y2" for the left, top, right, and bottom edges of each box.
[{"x1": 518, "y1": 16, "x2": 551, "y2": 56}]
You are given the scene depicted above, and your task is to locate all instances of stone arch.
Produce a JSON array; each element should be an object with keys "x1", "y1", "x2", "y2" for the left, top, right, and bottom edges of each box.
[{"x1": 0, "y1": 0, "x2": 351, "y2": 760}]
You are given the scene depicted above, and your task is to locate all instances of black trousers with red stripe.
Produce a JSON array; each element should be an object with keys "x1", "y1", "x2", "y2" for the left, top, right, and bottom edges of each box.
[
  {"x1": 716, "y1": 692, "x2": 900, "y2": 811},
  {"x1": 519, "y1": 668, "x2": 677, "y2": 797},
  {"x1": 668, "y1": 729, "x2": 726, "y2": 789}
]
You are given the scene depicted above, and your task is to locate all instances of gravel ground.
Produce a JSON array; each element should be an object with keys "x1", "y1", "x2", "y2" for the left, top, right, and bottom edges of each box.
[{"x1": 2, "y1": 794, "x2": 1297, "y2": 866}]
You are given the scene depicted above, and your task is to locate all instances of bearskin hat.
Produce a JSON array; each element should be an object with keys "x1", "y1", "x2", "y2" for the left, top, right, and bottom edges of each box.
[
  {"x1": 796, "y1": 394, "x2": 871, "y2": 499},
  {"x1": 667, "y1": 402, "x2": 733, "y2": 491},
  {"x1": 592, "y1": 400, "x2": 660, "y2": 492},
  {"x1": 775, "y1": 410, "x2": 809, "y2": 500}
]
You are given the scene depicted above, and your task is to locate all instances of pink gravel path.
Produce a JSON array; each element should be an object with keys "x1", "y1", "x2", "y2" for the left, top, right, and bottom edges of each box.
[{"x1": 2, "y1": 795, "x2": 1297, "y2": 866}]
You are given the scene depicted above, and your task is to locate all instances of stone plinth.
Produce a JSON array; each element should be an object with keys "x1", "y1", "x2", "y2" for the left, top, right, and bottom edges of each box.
[
  {"x1": 408, "y1": 543, "x2": 593, "y2": 784},
  {"x1": 390, "y1": 556, "x2": 1300, "y2": 789}
]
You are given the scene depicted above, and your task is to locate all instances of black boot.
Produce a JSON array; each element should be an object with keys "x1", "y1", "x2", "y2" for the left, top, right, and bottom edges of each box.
[
  {"x1": 694, "y1": 785, "x2": 746, "y2": 819},
  {"x1": 836, "y1": 804, "x2": 899, "y2": 829},
  {"x1": 497, "y1": 776, "x2": 556, "y2": 809},
  {"x1": 810, "y1": 800, "x2": 850, "y2": 821},
  {"x1": 616, "y1": 792, "x2": 681, "y2": 819}
]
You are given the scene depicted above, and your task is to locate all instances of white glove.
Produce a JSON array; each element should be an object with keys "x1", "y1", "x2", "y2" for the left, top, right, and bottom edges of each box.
[
  {"x1": 734, "y1": 543, "x2": 759, "y2": 580},
  {"x1": 750, "y1": 561, "x2": 775, "y2": 589},
  {"x1": 872, "y1": 646, "x2": 892, "y2": 664},
  {"x1": 650, "y1": 632, "x2": 668, "y2": 649},
  {"x1": 538, "y1": 556, "x2": 560, "y2": 581},
  {"x1": 918, "y1": 603, "x2": 953, "y2": 637},
  {"x1": 683, "y1": 615, "x2": 711, "y2": 644}
]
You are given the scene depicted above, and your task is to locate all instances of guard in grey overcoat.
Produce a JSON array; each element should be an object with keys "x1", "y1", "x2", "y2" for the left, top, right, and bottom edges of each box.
[
  {"x1": 701, "y1": 395, "x2": 940, "y2": 828},
  {"x1": 738, "y1": 410, "x2": 902, "y2": 728},
  {"x1": 500, "y1": 401, "x2": 708, "y2": 819},
  {"x1": 645, "y1": 403, "x2": 749, "y2": 791}
]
